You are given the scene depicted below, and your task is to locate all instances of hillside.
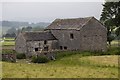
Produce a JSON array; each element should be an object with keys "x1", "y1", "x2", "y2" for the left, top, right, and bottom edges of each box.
[
  {"x1": 0, "y1": 21, "x2": 50, "y2": 28},
  {"x1": 0, "y1": 21, "x2": 50, "y2": 34}
]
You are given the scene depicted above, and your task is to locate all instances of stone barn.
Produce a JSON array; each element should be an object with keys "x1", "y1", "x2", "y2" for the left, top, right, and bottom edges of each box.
[
  {"x1": 15, "y1": 16, "x2": 107, "y2": 57},
  {"x1": 45, "y1": 17, "x2": 107, "y2": 51},
  {"x1": 15, "y1": 31, "x2": 58, "y2": 57}
]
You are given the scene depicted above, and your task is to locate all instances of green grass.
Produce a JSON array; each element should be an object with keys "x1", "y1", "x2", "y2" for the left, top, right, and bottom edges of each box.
[
  {"x1": 0, "y1": 38, "x2": 2, "y2": 41},
  {"x1": 2, "y1": 46, "x2": 15, "y2": 50},
  {"x1": 0, "y1": 37, "x2": 15, "y2": 46},
  {"x1": 1, "y1": 40, "x2": 120, "y2": 78},
  {"x1": 111, "y1": 40, "x2": 120, "y2": 47},
  {"x1": 2, "y1": 55, "x2": 118, "y2": 78},
  {"x1": 2, "y1": 53, "x2": 119, "y2": 78},
  {"x1": 2, "y1": 41, "x2": 15, "y2": 46},
  {"x1": 3, "y1": 38, "x2": 15, "y2": 41},
  {"x1": 55, "y1": 47, "x2": 120, "y2": 59}
]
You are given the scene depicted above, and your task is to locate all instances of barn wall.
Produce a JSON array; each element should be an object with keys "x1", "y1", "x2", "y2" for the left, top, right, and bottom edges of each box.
[
  {"x1": 15, "y1": 33, "x2": 27, "y2": 53},
  {"x1": 51, "y1": 30, "x2": 82, "y2": 50},
  {"x1": 26, "y1": 40, "x2": 58, "y2": 56},
  {"x1": 49, "y1": 18, "x2": 107, "y2": 51},
  {"x1": 80, "y1": 18, "x2": 107, "y2": 51}
]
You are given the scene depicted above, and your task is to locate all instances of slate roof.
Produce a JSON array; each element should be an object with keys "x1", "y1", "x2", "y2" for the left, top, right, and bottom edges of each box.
[
  {"x1": 46, "y1": 17, "x2": 93, "y2": 30},
  {"x1": 22, "y1": 31, "x2": 57, "y2": 41}
]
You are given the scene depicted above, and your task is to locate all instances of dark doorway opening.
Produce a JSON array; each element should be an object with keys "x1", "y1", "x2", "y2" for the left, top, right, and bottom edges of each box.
[
  {"x1": 70, "y1": 33, "x2": 74, "y2": 39},
  {"x1": 35, "y1": 48, "x2": 38, "y2": 51},
  {"x1": 44, "y1": 46, "x2": 48, "y2": 51},
  {"x1": 60, "y1": 46, "x2": 63, "y2": 50},
  {"x1": 44, "y1": 40, "x2": 47, "y2": 44},
  {"x1": 64, "y1": 46, "x2": 67, "y2": 50}
]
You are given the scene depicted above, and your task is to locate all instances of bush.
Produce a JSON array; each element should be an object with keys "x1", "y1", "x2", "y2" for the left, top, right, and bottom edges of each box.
[
  {"x1": 31, "y1": 56, "x2": 49, "y2": 63},
  {"x1": 16, "y1": 53, "x2": 26, "y2": 59}
]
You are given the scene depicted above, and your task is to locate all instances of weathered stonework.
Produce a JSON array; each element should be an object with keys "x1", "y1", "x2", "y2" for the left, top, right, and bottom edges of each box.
[
  {"x1": 15, "y1": 17, "x2": 107, "y2": 58},
  {"x1": 15, "y1": 31, "x2": 58, "y2": 57},
  {"x1": 46, "y1": 17, "x2": 107, "y2": 51},
  {"x1": 2, "y1": 53, "x2": 16, "y2": 62},
  {"x1": 26, "y1": 40, "x2": 58, "y2": 57}
]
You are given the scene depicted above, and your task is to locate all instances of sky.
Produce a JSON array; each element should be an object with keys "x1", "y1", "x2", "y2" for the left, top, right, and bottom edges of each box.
[{"x1": 1, "y1": 2, "x2": 104, "y2": 23}]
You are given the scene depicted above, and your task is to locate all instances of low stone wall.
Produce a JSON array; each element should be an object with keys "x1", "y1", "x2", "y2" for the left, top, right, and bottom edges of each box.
[{"x1": 2, "y1": 53, "x2": 16, "y2": 62}]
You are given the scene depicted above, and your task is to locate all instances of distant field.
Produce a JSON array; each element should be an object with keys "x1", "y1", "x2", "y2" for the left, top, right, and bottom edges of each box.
[
  {"x1": 111, "y1": 40, "x2": 120, "y2": 47},
  {"x1": 0, "y1": 37, "x2": 15, "y2": 46},
  {"x1": 3, "y1": 38, "x2": 15, "y2": 41},
  {"x1": 2, "y1": 55, "x2": 119, "y2": 78},
  {"x1": 2, "y1": 41, "x2": 15, "y2": 46},
  {"x1": 0, "y1": 37, "x2": 15, "y2": 49}
]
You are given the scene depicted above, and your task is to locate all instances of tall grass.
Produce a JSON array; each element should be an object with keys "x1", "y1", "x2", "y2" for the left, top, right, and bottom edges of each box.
[
  {"x1": 2, "y1": 55, "x2": 118, "y2": 78},
  {"x1": 55, "y1": 47, "x2": 120, "y2": 60}
]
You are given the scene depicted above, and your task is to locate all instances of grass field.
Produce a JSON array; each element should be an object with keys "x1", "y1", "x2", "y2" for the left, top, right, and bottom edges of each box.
[
  {"x1": 2, "y1": 54, "x2": 119, "y2": 78},
  {"x1": 3, "y1": 38, "x2": 15, "y2": 41},
  {"x1": 0, "y1": 37, "x2": 15, "y2": 45},
  {"x1": 0, "y1": 38, "x2": 15, "y2": 49},
  {"x1": 111, "y1": 40, "x2": 120, "y2": 47},
  {"x1": 2, "y1": 41, "x2": 15, "y2": 46},
  {"x1": 1, "y1": 38, "x2": 120, "y2": 78}
]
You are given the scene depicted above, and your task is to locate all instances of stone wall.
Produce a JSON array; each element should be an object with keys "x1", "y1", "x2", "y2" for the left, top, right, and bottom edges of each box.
[
  {"x1": 49, "y1": 18, "x2": 107, "y2": 51},
  {"x1": 51, "y1": 30, "x2": 81, "y2": 50},
  {"x1": 26, "y1": 40, "x2": 58, "y2": 57},
  {"x1": 80, "y1": 18, "x2": 107, "y2": 51},
  {"x1": 2, "y1": 53, "x2": 16, "y2": 62}
]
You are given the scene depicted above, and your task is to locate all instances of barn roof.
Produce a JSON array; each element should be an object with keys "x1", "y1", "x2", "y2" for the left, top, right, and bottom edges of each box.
[
  {"x1": 46, "y1": 17, "x2": 94, "y2": 30},
  {"x1": 22, "y1": 31, "x2": 57, "y2": 41}
]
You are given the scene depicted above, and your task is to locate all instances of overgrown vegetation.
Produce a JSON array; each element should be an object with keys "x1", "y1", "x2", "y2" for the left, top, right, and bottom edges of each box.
[
  {"x1": 2, "y1": 55, "x2": 118, "y2": 78},
  {"x1": 1, "y1": 46, "x2": 119, "y2": 78},
  {"x1": 31, "y1": 56, "x2": 49, "y2": 63},
  {"x1": 55, "y1": 47, "x2": 120, "y2": 60},
  {"x1": 16, "y1": 53, "x2": 26, "y2": 59}
]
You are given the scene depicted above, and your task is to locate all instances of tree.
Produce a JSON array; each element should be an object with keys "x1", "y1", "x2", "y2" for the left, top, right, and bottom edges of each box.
[
  {"x1": 21, "y1": 26, "x2": 32, "y2": 32},
  {"x1": 3, "y1": 32, "x2": 16, "y2": 37},
  {"x1": 100, "y1": 1, "x2": 120, "y2": 45},
  {"x1": 7, "y1": 27, "x2": 17, "y2": 34},
  {"x1": 25, "y1": 26, "x2": 32, "y2": 31},
  {"x1": 115, "y1": 27, "x2": 120, "y2": 40},
  {"x1": 115, "y1": 27, "x2": 120, "y2": 37}
]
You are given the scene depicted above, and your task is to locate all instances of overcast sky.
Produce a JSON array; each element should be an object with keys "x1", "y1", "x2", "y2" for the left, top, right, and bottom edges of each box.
[{"x1": 1, "y1": 2, "x2": 104, "y2": 23}]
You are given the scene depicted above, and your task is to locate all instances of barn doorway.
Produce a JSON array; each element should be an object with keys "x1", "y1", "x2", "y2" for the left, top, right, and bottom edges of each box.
[
  {"x1": 64, "y1": 46, "x2": 67, "y2": 50},
  {"x1": 44, "y1": 46, "x2": 48, "y2": 51},
  {"x1": 35, "y1": 48, "x2": 38, "y2": 51},
  {"x1": 60, "y1": 46, "x2": 63, "y2": 50}
]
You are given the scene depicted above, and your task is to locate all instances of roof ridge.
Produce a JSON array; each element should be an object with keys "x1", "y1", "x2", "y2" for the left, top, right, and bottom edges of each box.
[
  {"x1": 22, "y1": 31, "x2": 50, "y2": 34},
  {"x1": 46, "y1": 16, "x2": 95, "y2": 30},
  {"x1": 54, "y1": 16, "x2": 93, "y2": 21},
  {"x1": 78, "y1": 17, "x2": 93, "y2": 30},
  {"x1": 82, "y1": 17, "x2": 93, "y2": 26}
]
